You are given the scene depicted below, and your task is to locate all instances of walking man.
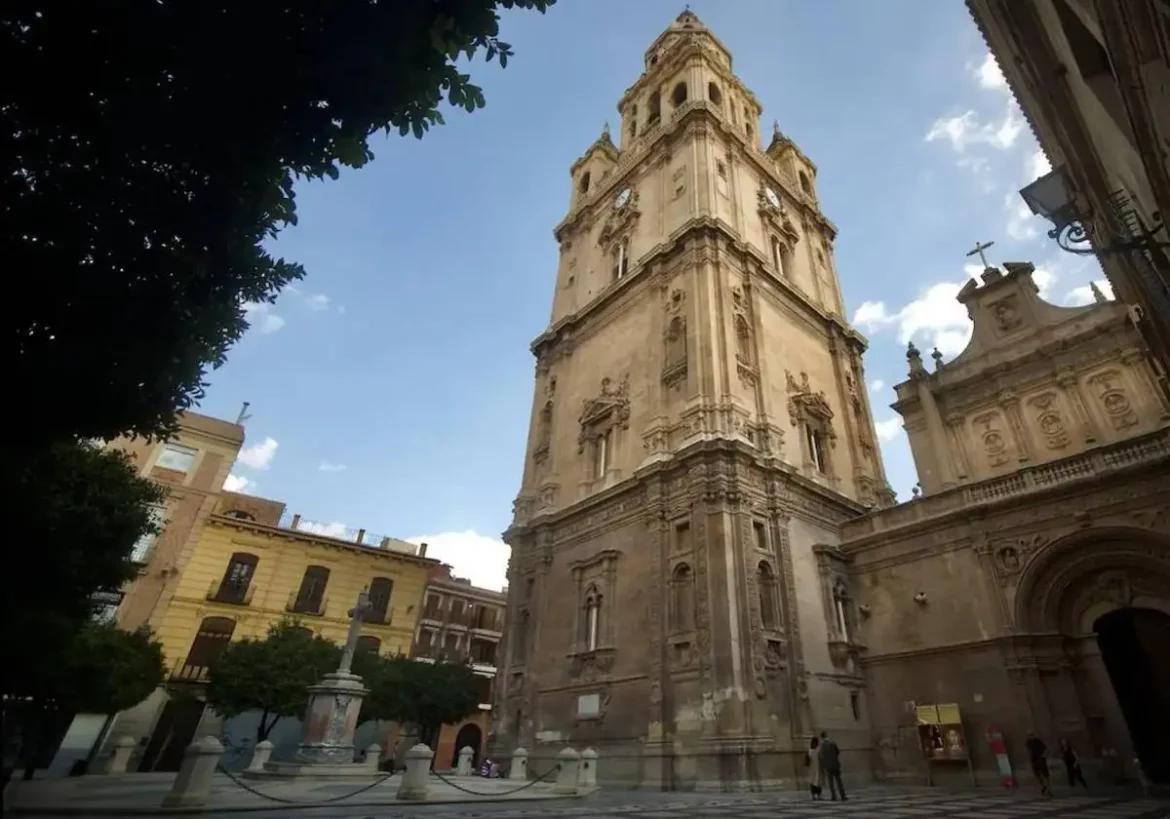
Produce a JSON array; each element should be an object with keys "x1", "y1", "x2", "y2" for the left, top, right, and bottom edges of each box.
[
  {"x1": 1025, "y1": 731, "x2": 1052, "y2": 796},
  {"x1": 818, "y1": 730, "x2": 847, "y2": 801}
]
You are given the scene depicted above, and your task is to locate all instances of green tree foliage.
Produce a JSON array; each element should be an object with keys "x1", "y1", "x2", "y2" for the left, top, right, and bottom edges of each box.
[
  {"x1": 205, "y1": 620, "x2": 341, "y2": 741},
  {"x1": 359, "y1": 655, "x2": 480, "y2": 742},
  {"x1": 1, "y1": 0, "x2": 555, "y2": 449},
  {"x1": 61, "y1": 623, "x2": 167, "y2": 714},
  {"x1": 1, "y1": 442, "x2": 166, "y2": 701}
]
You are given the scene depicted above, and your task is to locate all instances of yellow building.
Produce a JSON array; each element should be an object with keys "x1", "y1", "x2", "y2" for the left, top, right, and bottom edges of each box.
[{"x1": 112, "y1": 489, "x2": 439, "y2": 772}]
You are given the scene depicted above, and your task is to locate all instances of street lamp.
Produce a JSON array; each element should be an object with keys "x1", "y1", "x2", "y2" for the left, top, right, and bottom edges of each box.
[{"x1": 1019, "y1": 166, "x2": 1170, "y2": 257}]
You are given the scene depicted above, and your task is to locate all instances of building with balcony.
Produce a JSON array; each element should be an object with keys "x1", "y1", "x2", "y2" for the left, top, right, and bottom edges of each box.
[
  {"x1": 968, "y1": 0, "x2": 1170, "y2": 399},
  {"x1": 98, "y1": 485, "x2": 437, "y2": 772},
  {"x1": 405, "y1": 564, "x2": 506, "y2": 770}
]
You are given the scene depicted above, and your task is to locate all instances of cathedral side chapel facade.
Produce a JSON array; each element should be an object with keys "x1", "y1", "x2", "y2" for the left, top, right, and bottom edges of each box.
[
  {"x1": 495, "y1": 11, "x2": 895, "y2": 789},
  {"x1": 842, "y1": 263, "x2": 1170, "y2": 786}
]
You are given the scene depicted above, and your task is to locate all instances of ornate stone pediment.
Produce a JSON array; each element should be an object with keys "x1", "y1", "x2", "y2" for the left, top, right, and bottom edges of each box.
[
  {"x1": 786, "y1": 370, "x2": 837, "y2": 440},
  {"x1": 756, "y1": 185, "x2": 799, "y2": 242},
  {"x1": 578, "y1": 375, "x2": 631, "y2": 451},
  {"x1": 598, "y1": 189, "x2": 641, "y2": 247}
]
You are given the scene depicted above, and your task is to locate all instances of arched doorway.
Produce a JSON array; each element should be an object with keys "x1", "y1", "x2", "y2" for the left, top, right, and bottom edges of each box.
[
  {"x1": 1014, "y1": 527, "x2": 1170, "y2": 785},
  {"x1": 451, "y1": 722, "x2": 482, "y2": 770},
  {"x1": 1095, "y1": 607, "x2": 1170, "y2": 784}
]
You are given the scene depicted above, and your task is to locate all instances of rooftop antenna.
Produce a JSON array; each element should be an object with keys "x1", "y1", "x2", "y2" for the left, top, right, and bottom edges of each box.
[{"x1": 236, "y1": 401, "x2": 252, "y2": 425}]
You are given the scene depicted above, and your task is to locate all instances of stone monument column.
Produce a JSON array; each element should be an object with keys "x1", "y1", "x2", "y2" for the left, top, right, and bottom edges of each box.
[{"x1": 297, "y1": 590, "x2": 372, "y2": 764}]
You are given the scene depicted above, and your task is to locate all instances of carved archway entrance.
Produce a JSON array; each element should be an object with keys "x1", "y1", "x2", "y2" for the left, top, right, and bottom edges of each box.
[
  {"x1": 451, "y1": 722, "x2": 482, "y2": 770},
  {"x1": 1015, "y1": 527, "x2": 1170, "y2": 784}
]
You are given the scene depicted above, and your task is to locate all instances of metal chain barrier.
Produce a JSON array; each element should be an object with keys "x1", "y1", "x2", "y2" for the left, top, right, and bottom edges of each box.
[
  {"x1": 215, "y1": 764, "x2": 393, "y2": 805},
  {"x1": 428, "y1": 763, "x2": 561, "y2": 796},
  {"x1": 212, "y1": 760, "x2": 562, "y2": 804}
]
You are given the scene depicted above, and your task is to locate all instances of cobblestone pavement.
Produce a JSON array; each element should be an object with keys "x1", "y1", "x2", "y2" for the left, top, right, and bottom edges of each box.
[{"x1": 32, "y1": 785, "x2": 1158, "y2": 819}]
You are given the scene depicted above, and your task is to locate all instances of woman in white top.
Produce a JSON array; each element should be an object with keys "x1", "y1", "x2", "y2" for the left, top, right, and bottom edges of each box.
[{"x1": 806, "y1": 736, "x2": 824, "y2": 800}]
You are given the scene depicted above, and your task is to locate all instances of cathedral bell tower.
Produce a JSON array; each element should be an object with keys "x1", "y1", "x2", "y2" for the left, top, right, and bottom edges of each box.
[{"x1": 496, "y1": 10, "x2": 895, "y2": 789}]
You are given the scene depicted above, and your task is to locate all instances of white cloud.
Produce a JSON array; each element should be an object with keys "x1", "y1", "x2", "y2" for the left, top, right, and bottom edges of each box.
[
  {"x1": 926, "y1": 106, "x2": 1022, "y2": 153},
  {"x1": 875, "y1": 417, "x2": 903, "y2": 442},
  {"x1": 297, "y1": 520, "x2": 349, "y2": 538},
  {"x1": 318, "y1": 461, "x2": 347, "y2": 472},
  {"x1": 223, "y1": 474, "x2": 254, "y2": 493},
  {"x1": 973, "y1": 53, "x2": 1009, "y2": 93},
  {"x1": 406, "y1": 530, "x2": 510, "y2": 592},
  {"x1": 854, "y1": 278, "x2": 974, "y2": 358},
  {"x1": 238, "y1": 436, "x2": 279, "y2": 470},
  {"x1": 305, "y1": 293, "x2": 331, "y2": 312},
  {"x1": 1028, "y1": 149, "x2": 1052, "y2": 180},
  {"x1": 870, "y1": 379, "x2": 885, "y2": 393},
  {"x1": 1065, "y1": 279, "x2": 1115, "y2": 306},
  {"x1": 242, "y1": 302, "x2": 286, "y2": 334}
]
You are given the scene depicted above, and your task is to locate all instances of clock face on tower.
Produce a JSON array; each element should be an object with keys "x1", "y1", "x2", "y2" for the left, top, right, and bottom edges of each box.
[
  {"x1": 765, "y1": 187, "x2": 780, "y2": 209},
  {"x1": 615, "y1": 187, "x2": 631, "y2": 209}
]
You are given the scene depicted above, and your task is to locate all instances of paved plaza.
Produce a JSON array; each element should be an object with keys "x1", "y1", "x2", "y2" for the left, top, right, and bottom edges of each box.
[{"x1": 6, "y1": 780, "x2": 1167, "y2": 819}]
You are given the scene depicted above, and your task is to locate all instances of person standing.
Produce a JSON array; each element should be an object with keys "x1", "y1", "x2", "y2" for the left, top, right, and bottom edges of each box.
[
  {"x1": 806, "y1": 736, "x2": 824, "y2": 800},
  {"x1": 1025, "y1": 731, "x2": 1052, "y2": 796},
  {"x1": 818, "y1": 730, "x2": 847, "y2": 801},
  {"x1": 1059, "y1": 739, "x2": 1088, "y2": 789}
]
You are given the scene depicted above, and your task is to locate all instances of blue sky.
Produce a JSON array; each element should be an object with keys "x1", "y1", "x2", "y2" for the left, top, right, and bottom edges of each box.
[{"x1": 197, "y1": 1, "x2": 1107, "y2": 590}]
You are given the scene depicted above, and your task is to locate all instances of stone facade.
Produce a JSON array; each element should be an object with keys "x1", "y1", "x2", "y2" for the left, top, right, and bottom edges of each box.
[
  {"x1": 842, "y1": 263, "x2": 1170, "y2": 786},
  {"x1": 494, "y1": 11, "x2": 894, "y2": 789}
]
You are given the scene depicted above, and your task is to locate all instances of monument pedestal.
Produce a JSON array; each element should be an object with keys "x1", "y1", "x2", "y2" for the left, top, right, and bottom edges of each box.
[{"x1": 297, "y1": 671, "x2": 368, "y2": 764}]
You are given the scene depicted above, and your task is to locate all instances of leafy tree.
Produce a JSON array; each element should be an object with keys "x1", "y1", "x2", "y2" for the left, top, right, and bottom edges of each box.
[
  {"x1": 1, "y1": 442, "x2": 166, "y2": 703},
  {"x1": 2, "y1": 0, "x2": 556, "y2": 450},
  {"x1": 360, "y1": 656, "x2": 480, "y2": 747},
  {"x1": 205, "y1": 620, "x2": 341, "y2": 741}
]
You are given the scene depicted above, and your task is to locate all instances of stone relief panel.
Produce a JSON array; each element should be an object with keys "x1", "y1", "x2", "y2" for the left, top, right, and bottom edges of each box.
[
  {"x1": 988, "y1": 294, "x2": 1024, "y2": 336},
  {"x1": 971, "y1": 409, "x2": 1013, "y2": 469},
  {"x1": 1026, "y1": 391, "x2": 1071, "y2": 452},
  {"x1": 662, "y1": 287, "x2": 688, "y2": 390},
  {"x1": 1087, "y1": 369, "x2": 1139, "y2": 432}
]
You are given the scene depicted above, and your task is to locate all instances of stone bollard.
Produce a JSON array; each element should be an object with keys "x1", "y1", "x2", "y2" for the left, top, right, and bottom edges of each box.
[
  {"x1": 396, "y1": 743, "x2": 433, "y2": 802},
  {"x1": 578, "y1": 747, "x2": 598, "y2": 789},
  {"x1": 508, "y1": 747, "x2": 529, "y2": 781},
  {"x1": 161, "y1": 736, "x2": 224, "y2": 809},
  {"x1": 364, "y1": 744, "x2": 382, "y2": 772},
  {"x1": 456, "y1": 745, "x2": 474, "y2": 776},
  {"x1": 105, "y1": 736, "x2": 136, "y2": 774},
  {"x1": 553, "y1": 747, "x2": 581, "y2": 795},
  {"x1": 246, "y1": 740, "x2": 274, "y2": 772}
]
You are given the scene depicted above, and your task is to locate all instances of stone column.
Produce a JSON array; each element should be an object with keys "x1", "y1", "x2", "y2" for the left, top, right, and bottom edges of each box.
[
  {"x1": 364, "y1": 744, "x2": 381, "y2": 773},
  {"x1": 161, "y1": 736, "x2": 224, "y2": 809},
  {"x1": 246, "y1": 740, "x2": 274, "y2": 773},
  {"x1": 578, "y1": 747, "x2": 598, "y2": 789},
  {"x1": 944, "y1": 414, "x2": 971, "y2": 480},
  {"x1": 396, "y1": 744, "x2": 433, "y2": 801},
  {"x1": 553, "y1": 747, "x2": 581, "y2": 794},
  {"x1": 508, "y1": 746, "x2": 529, "y2": 781},
  {"x1": 1121, "y1": 347, "x2": 1170, "y2": 419},
  {"x1": 296, "y1": 671, "x2": 369, "y2": 763},
  {"x1": 456, "y1": 745, "x2": 474, "y2": 776},
  {"x1": 1056, "y1": 370, "x2": 1099, "y2": 444},
  {"x1": 998, "y1": 391, "x2": 1031, "y2": 464},
  {"x1": 105, "y1": 736, "x2": 136, "y2": 774}
]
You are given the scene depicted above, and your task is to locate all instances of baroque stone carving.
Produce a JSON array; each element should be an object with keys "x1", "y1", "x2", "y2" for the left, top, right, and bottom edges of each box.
[
  {"x1": 578, "y1": 375, "x2": 631, "y2": 452},
  {"x1": 1088, "y1": 370, "x2": 1139, "y2": 430},
  {"x1": 990, "y1": 295, "x2": 1023, "y2": 333},
  {"x1": 973, "y1": 410, "x2": 1010, "y2": 467},
  {"x1": 568, "y1": 647, "x2": 616, "y2": 681},
  {"x1": 991, "y1": 533, "x2": 1050, "y2": 577},
  {"x1": 532, "y1": 401, "x2": 553, "y2": 463},
  {"x1": 598, "y1": 188, "x2": 640, "y2": 247},
  {"x1": 756, "y1": 184, "x2": 799, "y2": 242},
  {"x1": 786, "y1": 371, "x2": 837, "y2": 443},
  {"x1": 663, "y1": 290, "x2": 688, "y2": 388},
  {"x1": 1028, "y1": 392, "x2": 1070, "y2": 450}
]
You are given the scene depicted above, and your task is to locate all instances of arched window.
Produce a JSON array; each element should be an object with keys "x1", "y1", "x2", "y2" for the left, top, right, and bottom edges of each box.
[
  {"x1": 179, "y1": 616, "x2": 236, "y2": 680},
  {"x1": 833, "y1": 581, "x2": 851, "y2": 641},
  {"x1": 707, "y1": 82, "x2": 722, "y2": 106},
  {"x1": 734, "y1": 314, "x2": 752, "y2": 363},
  {"x1": 368, "y1": 576, "x2": 394, "y2": 623},
  {"x1": 579, "y1": 171, "x2": 591, "y2": 195},
  {"x1": 356, "y1": 635, "x2": 381, "y2": 655},
  {"x1": 648, "y1": 91, "x2": 661, "y2": 125},
  {"x1": 292, "y1": 565, "x2": 330, "y2": 615},
  {"x1": 512, "y1": 610, "x2": 529, "y2": 664},
  {"x1": 629, "y1": 105, "x2": 638, "y2": 139},
  {"x1": 758, "y1": 562, "x2": 779, "y2": 629},
  {"x1": 671, "y1": 82, "x2": 688, "y2": 107},
  {"x1": 771, "y1": 237, "x2": 786, "y2": 278},
  {"x1": 582, "y1": 586, "x2": 602, "y2": 651},
  {"x1": 670, "y1": 564, "x2": 694, "y2": 632},
  {"x1": 222, "y1": 509, "x2": 255, "y2": 521},
  {"x1": 214, "y1": 552, "x2": 258, "y2": 604},
  {"x1": 799, "y1": 171, "x2": 812, "y2": 195}
]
